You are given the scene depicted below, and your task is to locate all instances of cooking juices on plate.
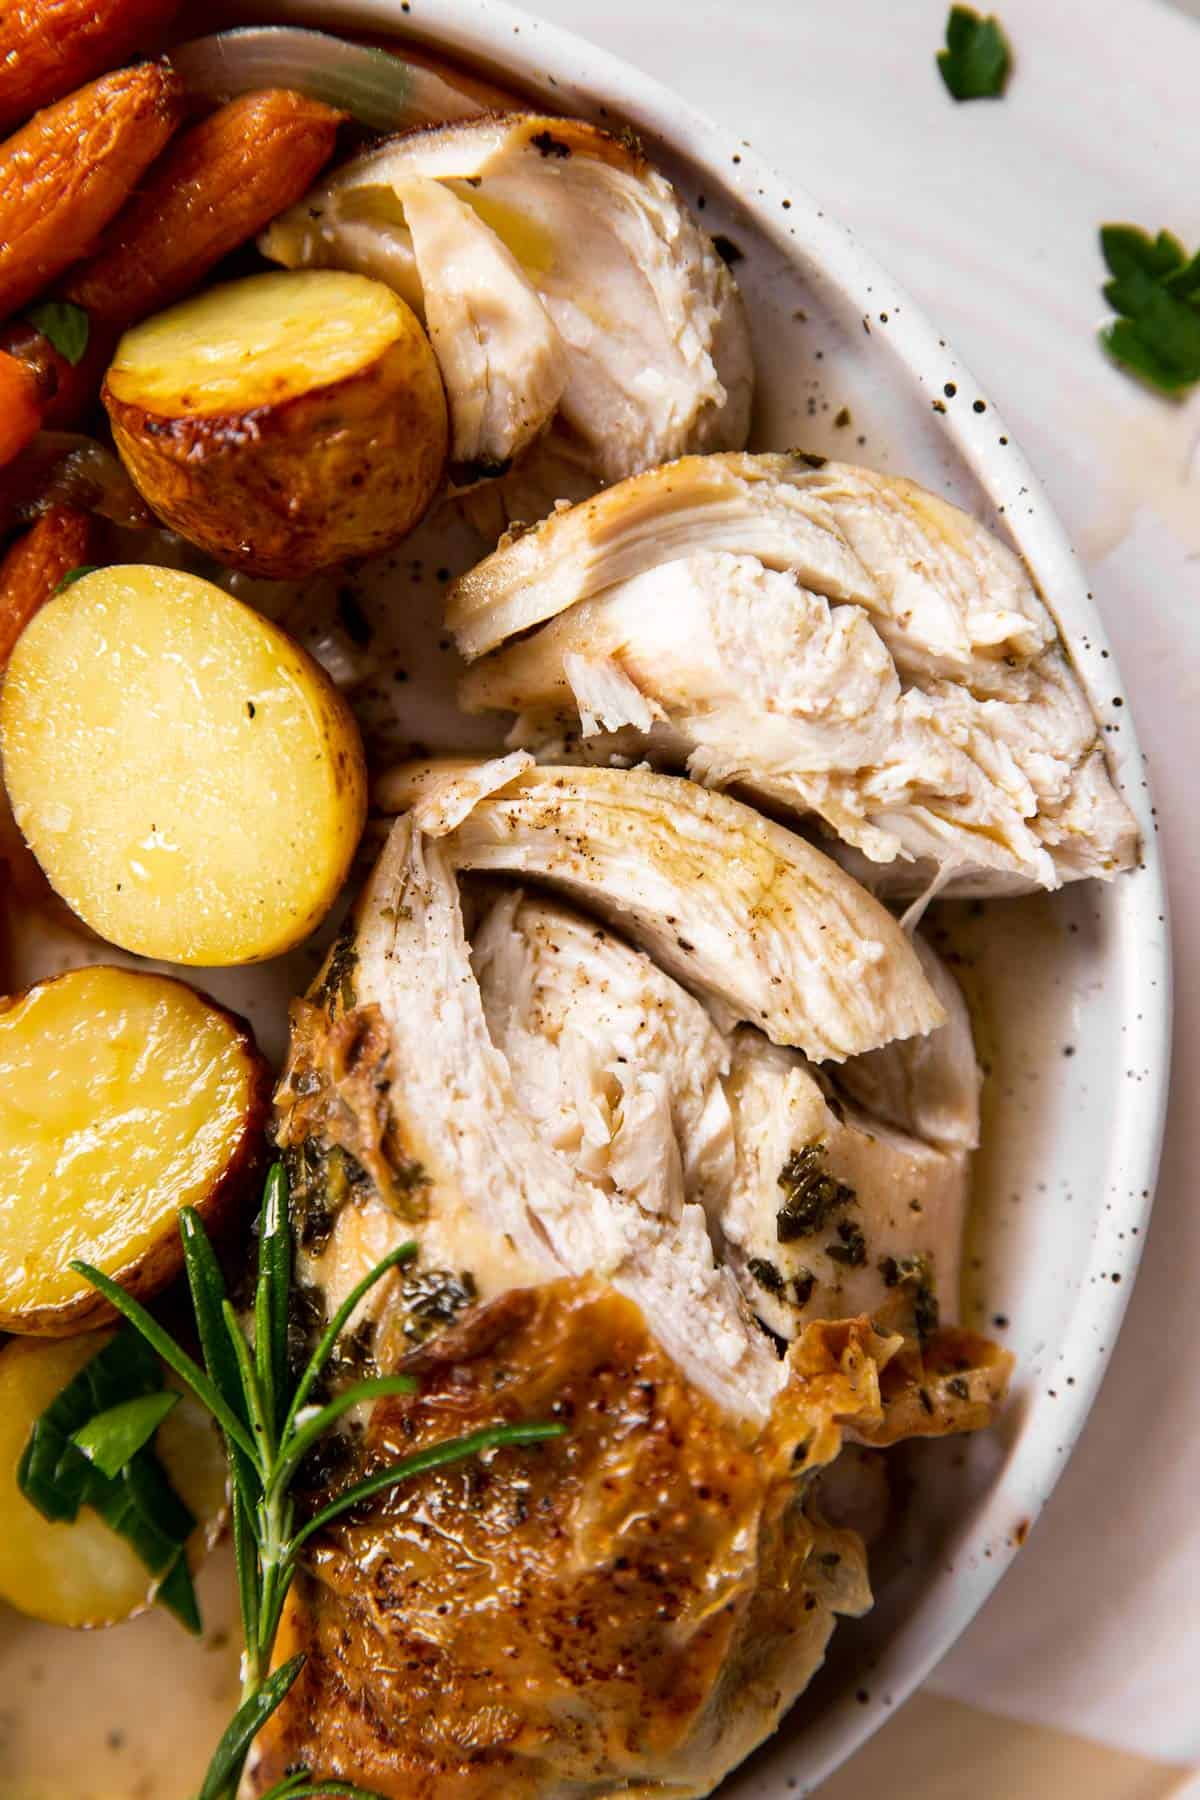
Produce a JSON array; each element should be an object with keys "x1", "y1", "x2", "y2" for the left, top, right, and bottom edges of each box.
[{"x1": 0, "y1": 5, "x2": 1138, "y2": 1796}]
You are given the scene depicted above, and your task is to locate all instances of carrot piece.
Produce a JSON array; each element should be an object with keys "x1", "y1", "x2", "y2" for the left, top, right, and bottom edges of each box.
[
  {"x1": 0, "y1": 63, "x2": 182, "y2": 322},
  {"x1": 0, "y1": 0, "x2": 180, "y2": 134},
  {"x1": 65, "y1": 89, "x2": 345, "y2": 326},
  {"x1": 0, "y1": 351, "x2": 42, "y2": 467},
  {"x1": 0, "y1": 504, "x2": 94, "y2": 670}
]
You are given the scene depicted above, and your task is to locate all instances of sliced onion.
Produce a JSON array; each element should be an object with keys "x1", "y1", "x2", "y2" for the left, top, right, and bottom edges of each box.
[
  {"x1": 170, "y1": 27, "x2": 483, "y2": 131},
  {"x1": 0, "y1": 433, "x2": 152, "y2": 535}
]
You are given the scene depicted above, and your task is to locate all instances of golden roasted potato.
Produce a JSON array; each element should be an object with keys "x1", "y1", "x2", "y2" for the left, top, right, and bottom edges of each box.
[
  {"x1": 103, "y1": 270, "x2": 448, "y2": 576},
  {"x1": 0, "y1": 965, "x2": 270, "y2": 1333},
  {"x1": 0, "y1": 564, "x2": 367, "y2": 964},
  {"x1": 0, "y1": 1331, "x2": 226, "y2": 1628}
]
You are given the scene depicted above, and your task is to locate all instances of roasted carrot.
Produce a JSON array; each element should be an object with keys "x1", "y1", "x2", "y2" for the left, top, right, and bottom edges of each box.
[
  {"x1": 0, "y1": 0, "x2": 180, "y2": 134},
  {"x1": 65, "y1": 90, "x2": 345, "y2": 325},
  {"x1": 0, "y1": 317, "x2": 118, "y2": 432},
  {"x1": 0, "y1": 63, "x2": 182, "y2": 322},
  {"x1": 0, "y1": 504, "x2": 95, "y2": 669},
  {"x1": 0, "y1": 351, "x2": 42, "y2": 467}
]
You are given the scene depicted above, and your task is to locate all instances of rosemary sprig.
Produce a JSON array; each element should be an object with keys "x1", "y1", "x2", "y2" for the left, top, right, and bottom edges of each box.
[{"x1": 70, "y1": 1163, "x2": 565, "y2": 1800}]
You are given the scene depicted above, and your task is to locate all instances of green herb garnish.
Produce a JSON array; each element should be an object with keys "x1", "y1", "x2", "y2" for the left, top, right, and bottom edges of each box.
[
  {"x1": 67, "y1": 1162, "x2": 565, "y2": 1800},
  {"x1": 18, "y1": 1327, "x2": 201, "y2": 1632},
  {"x1": 776, "y1": 1142, "x2": 855, "y2": 1242},
  {"x1": 824, "y1": 1219, "x2": 867, "y2": 1268},
  {"x1": 792, "y1": 1269, "x2": 816, "y2": 1308},
  {"x1": 25, "y1": 300, "x2": 90, "y2": 366},
  {"x1": 937, "y1": 6, "x2": 1011, "y2": 101},
  {"x1": 53, "y1": 564, "x2": 101, "y2": 595},
  {"x1": 73, "y1": 1390, "x2": 180, "y2": 1478},
  {"x1": 1098, "y1": 224, "x2": 1200, "y2": 395},
  {"x1": 878, "y1": 1251, "x2": 940, "y2": 1341},
  {"x1": 747, "y1": 1256, "x2": 787, "y2": 1298}
]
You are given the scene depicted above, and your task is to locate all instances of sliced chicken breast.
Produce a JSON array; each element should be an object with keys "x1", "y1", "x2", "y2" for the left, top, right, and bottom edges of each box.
[
  {"x1": 262, "y1": 786, "x2": 1010, "y2": 1798},
  {"x1": 449, "y1": 453, "x2": 1139, "y2": 895},
  {"x1": 472, "y1": 888, "x2": 971, "y2": 1347},
  {"x1": 447, "y1": 452, "x2": 875, "y2": 658},
  {"x1": 261, "y1": 115, "x2": 752, "y2": 488},
  {"x1": 722, "y1": 1030, "x2": 968, "y2": 1343},
  {"x1": 396, "y1": 173, "x2": 568, "y2": 474},
  {"x1": 374, "y1": 757, "x2": 946, "y2": 1062},
  {"x1": 280, "y1": 811, "x2": 781, "y2": 1423},
  {"x1": 836, "y1": 934, "x2": 982, "y2": 1152},
  {"x1": 472, "y1": 887, "x2": 736, "y2": 1228}
]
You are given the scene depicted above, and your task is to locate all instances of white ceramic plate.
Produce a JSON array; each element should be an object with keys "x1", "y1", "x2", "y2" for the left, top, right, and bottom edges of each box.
[{"x1": 0, "y1": 2, "x2": 1172, "y2": 1794}]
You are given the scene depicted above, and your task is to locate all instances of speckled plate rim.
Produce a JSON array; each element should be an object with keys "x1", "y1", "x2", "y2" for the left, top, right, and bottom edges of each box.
[{"x1": 225, "y1": 0, "x2": 1172, "y2": 1787}]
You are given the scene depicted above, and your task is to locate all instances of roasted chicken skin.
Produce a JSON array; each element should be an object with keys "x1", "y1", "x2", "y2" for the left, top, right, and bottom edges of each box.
[
  {"x1": 257, "y1": 758, "x2": 1010, "y2": 1796},
  {"x1": 250, "y1": 1283, "x2": 897, "y2": 1799}
]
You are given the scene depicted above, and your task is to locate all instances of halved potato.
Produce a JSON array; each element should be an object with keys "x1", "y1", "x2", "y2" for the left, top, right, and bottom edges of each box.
[
  {"x1": 103, "y1": 269, "x2": 448, "y2": 577},
  {"x1": 0, "y1": 1331, "x2": 227, "y2": 1628},
  {"x1": 0, "y1": 965, "x2": 270, "y2": 1334},
  {"x1": 0, "y1": 564, "x2": 367, "y2": 964}
]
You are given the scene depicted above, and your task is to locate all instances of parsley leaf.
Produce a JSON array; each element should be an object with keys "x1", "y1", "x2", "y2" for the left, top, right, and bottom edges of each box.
[
  {"x1": 73, "y1": 1391, "x2": 181, "y2": 1480},
  {"x1": 17, "y1": 1327, "x2": 202, "y2": 1634},
  {"x1": 54, "y1": 565, "x2": 100, "y2": 595},
  {"x1": 937, "y1": 6, "x2": 1011, "y2": 101},
  {"x1": 24, "y1": 300, "x2": 90, "y2": 366},
  {"x1": 1098, "y1": 224, "x2": 1200, "y2": 395}
]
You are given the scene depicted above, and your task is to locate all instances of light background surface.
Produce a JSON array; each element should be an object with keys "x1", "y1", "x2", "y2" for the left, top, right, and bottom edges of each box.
[{"x1": 528, "y1": 0, "x2": 1200, "y2": 1773}]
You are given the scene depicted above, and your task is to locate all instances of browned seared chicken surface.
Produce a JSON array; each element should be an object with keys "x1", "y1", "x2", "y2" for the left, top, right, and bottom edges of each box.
[{"x1": 255, "y1": 760, "x2": 1012, "y2": 1797}]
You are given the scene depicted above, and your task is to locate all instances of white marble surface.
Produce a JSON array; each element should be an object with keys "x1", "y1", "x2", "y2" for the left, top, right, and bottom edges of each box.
[{"x1": 526, "y1": 0, "x2": 1199, "y2": 1763}]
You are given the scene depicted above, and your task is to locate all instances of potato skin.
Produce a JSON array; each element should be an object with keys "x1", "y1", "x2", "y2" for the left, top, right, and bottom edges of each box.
[
  {"x1": 0, "y1": 0, "x2": 180, "y2": 132},
  {"x1": 0, "y1": 63, "x2": 182, "y2": 321},
  {"x1": 0, "y1": 969, "x2": 272, "y2": 1336},
  {"x1": 105, "y1": 329, "x2": 449, "y2": 578}
]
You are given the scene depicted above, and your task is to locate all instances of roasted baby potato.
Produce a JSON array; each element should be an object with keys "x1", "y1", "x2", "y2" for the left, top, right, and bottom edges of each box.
[
  {"x1": 0, "y1": 62, "x2": 182, "y2": 320},
  {"x1": 0, "y1": 965, "x2": 270, "y2": 1333},
  {"x1": 0, "y1": 564, "x2": 367, "y2": 963},
  {"x1": 104, "y1": 270, "x2": 448, "y2": 576},
  {"x1": 0, "y1": 1331, "x2": 226, "y2": 1628}
]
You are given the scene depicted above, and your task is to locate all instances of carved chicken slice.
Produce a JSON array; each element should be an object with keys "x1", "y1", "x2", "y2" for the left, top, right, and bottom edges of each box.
[
  {"x1": 261, "y1": 115, "x2": 752, "y2": 487},
  {"x1": 471, "y1": 887, "x2": 736, "y2": 1230},
  {"x1": 261, "y1": 780, "x2": 1008, "y2": 1796},
  {"x1": 374, "y1": 757, "x2": 945, "y2": 1062},
  {"x1": 721, "y1": 1031, "x2": 969, "y2": 1343},
  {"x1": 449, "y1": 453, "x2": 1138, "y2": 895},
  {"x1": 394, "y1": 174, "x2": 568, "y2": 473},
  {"x1": 283, "y1": 806, "x2": 782, "y2": 1424},
  {"x1": 835, "y1": 934, "x2": 982, "y2": 1152},
  {"x1": 474, "y1": 887, "x2": 974, "y2": 1347}
]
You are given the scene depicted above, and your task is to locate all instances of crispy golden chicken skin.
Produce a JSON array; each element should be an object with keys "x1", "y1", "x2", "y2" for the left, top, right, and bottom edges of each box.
[
  {"x1": 251, "y1": 1283, "x2": 893, "y2": 1799},
  {"x1": 257, "y1": 783, "x2": 1011, "y2": 1797}
]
